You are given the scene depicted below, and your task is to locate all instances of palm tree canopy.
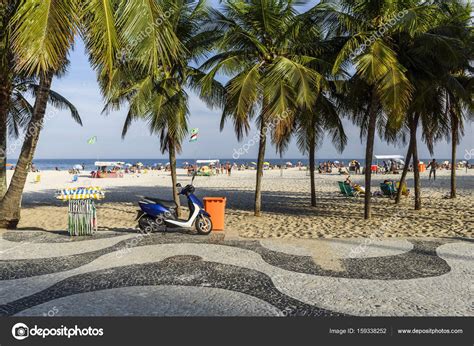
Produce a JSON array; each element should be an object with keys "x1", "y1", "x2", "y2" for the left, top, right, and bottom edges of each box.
[
  {"x1": 8, "y1": 76, "x2": 82, "y2": 139},
  {"x1": 111, "y1": 0, "x2": 224, "y2": 154},
  {"x1": 201, "y1": 0, "x2": 328, "y2": 140}
]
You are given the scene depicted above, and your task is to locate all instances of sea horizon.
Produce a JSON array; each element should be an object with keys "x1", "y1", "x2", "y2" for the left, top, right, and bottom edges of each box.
[{"x1": 6, "y1": 157, "x2": 452, "y2": 171}]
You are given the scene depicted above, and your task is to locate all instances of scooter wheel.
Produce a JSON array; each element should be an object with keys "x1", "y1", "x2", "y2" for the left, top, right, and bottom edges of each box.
[
  {"x1": 138, "y1": 216, "x2": 154, "y2": 234},
  {"x1": 195, "y1": 215, "x2": 213, "y2": 235}
]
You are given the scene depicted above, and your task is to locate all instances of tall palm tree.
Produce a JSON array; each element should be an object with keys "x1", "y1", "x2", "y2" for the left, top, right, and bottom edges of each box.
[
  {"x1": 393, "y1": 0, "x2": 473, "y2": 204},
  {"x1": 294, "y1": 92, "x2": 347, "y2": 206},
  {"x1": 202, "y1": 0, "x2": 324, "y2": 216},
  {"x1": 0, "y1": 0, "x2": 181, "y2": 228},
  {"x1": 0, "y1": 0, "x2": 21, "y2": 198},
  {"x1": 109, "y1": 0, "x2": 223, "y2": 209},
  {"x1": 316, "y1": 0, "x2": 452, "y2": 218},
  {"x1": 316, "y1": 0, "x2": 419, "y2": 218}
]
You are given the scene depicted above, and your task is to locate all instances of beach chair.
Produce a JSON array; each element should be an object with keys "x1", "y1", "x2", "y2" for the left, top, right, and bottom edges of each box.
[
  {"x1": 337, "y1": 181, "x2": 346, "y2": 194},
  {"x1": 380, "y1": 182, "x2": 396, "y2": 199},
  {"x1": 338, "y1": 182, "x2": 359, "y2": 197},
  {"x1": 34, "y1": 174, "x2": 41, "y2": 183},
  {"x1": 344, "y1": 183, "x2": 359, "y2": 197}
]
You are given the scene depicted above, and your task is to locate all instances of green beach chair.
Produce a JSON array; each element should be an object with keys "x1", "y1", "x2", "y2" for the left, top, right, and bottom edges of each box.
[
  {"x1": 338, "y1": 182, "x2": 359, "y2": 197},
  {"x1": 380, "y1": 182, "x2": 396, "y2": 199},
  {"x1": 338, "y1": 181, "x2": 346, "y2": 194}
]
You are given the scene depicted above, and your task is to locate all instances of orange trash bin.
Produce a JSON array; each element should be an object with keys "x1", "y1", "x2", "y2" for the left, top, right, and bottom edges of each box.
[{"x1": 203, "y1": 197, "x2": 227, "y2": 231}]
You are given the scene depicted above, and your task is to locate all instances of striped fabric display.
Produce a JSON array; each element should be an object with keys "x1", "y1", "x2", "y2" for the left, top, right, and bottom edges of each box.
[
  {"x1": 56, "y1": 187, "x2": 105, "y2": 200},
  {"x1": 56, "y1": 187, "x2": 103, "y2": 236},
  {"x1": 67, "y1": 199, "x2": 97, "y2": 236}
]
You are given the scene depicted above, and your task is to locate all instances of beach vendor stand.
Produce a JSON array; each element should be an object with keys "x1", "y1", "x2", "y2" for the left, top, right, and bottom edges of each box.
[{"x1": 56, "y1": 187, "x2": 105, "y2": 236}]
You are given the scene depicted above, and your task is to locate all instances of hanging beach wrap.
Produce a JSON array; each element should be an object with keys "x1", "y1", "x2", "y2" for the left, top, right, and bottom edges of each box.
[{"x1": 56, "y1": 187, "x2": 105, "y2": 236}]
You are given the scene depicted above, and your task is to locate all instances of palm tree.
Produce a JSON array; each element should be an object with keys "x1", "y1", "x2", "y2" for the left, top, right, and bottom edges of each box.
[
  {"x1": 294, "y1": 92, "x2": 347, "y2": 206},
  {"x1": 109, "y1": 0, "x2": 223, "y2": 209},
  {"x1": 0, "y1": 0, "x2": 21, "y2": 198},
  {"x1": 0, "y1": 76, "x2": 67, "y2": 197},
  {"x1": 316, "y1": 0, "x2": 419, "y2": 218},
  {"x1": 202, "y1": 0, "x2": 325, "y2": 216},
  {"x1": 434, "y1": 0, "x2": 473, "y2": 199},
  {"x1": 393, "y1": 0, "x2": 473, "y2": 204},
  {"x1": 0, "y1": 0, "x2": 181, "y2": 228}
]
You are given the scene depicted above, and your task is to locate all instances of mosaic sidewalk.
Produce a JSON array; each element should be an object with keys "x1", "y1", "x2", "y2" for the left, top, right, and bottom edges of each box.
[{"x1": 0, "y1": 231, "x2": 472, "y2": 317}]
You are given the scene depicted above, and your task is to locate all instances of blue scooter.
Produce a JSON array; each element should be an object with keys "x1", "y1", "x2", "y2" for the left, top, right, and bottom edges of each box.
[{"x1": 136, "y1": 173, "x2": 213, "y2": 235}]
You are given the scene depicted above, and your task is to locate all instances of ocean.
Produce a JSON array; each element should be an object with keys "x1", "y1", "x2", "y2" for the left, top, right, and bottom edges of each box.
[{"x1": 5, "y1": 158, "x2": 445, "y2": 171}]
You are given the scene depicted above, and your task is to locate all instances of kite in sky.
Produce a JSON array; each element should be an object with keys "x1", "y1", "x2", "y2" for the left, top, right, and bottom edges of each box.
[{"x1": 189, "y1": 128, "x2": 199, "y2": 142}]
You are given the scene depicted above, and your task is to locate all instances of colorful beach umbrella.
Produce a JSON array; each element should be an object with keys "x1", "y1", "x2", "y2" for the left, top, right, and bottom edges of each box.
[{"x1": 189, "y1": 128, "x2": 199, "y2": 142}]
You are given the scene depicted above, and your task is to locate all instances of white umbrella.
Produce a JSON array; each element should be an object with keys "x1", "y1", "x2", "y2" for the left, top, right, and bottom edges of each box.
[
  {"x1": 125, "y1": 163, "x2": 132, "y2": 167},
  {"x1": 73, "y1": 164, "x2": 83, "y2": 170},
  {"x1": 136, "y1": 162, "x2": 144, "y2": 167}
]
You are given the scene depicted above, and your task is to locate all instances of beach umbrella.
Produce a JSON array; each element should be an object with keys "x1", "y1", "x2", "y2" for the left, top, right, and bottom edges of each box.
[
  {"x1": 73, "y1": 164, "x2": 83, "y2": 170},
  {"x1": 125, "y1": 163, "x2": 132, "y2": 167},
  {"x1": 263, "y1": 162, "x2": 270, "y2": 165},
  {"x1": 285, "y1": 162, "x2": 292, "y2": 166},
  {"x1": 251, "y1": 162, "x2": 257, "y2": 165},
  {"x1": 6, "y1": 163, "x2": 13, "y2": 167},
  {"x1": 136, "y1": 162, "x2": 143, "y2": 167}
]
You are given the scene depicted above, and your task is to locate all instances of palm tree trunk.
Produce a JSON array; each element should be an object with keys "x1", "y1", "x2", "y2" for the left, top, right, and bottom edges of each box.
[
  {"x1": 168, "y1": 138, "x2": 181, "y2": 214},
  {"x1": 364, "y1": 94, "x2": 378, "y2": 219},
  {"x1": 254, "y1": 117, "x2": 267, "y2": 217},
  {"x1": 411, "y1": 113, "x2": 421, "y2": 210},
  {"x1": 0, "y1": 78, "x2": 11, "y2": 199},
  {"x1": 0, "y1": 71, "x2": 53, "y2": 228},
  {"x1": 309, "y1": 132, "x2": 316, "y2": 207},
  {"x1": 395, "y1": 131, "x2": 413, "y2": 204},
  {"x1": 450, "y1": 115, "x2": 458, "y2": 199},
  {"x1": 0, "y1": 2, "x2": 12, "y2": 200}
]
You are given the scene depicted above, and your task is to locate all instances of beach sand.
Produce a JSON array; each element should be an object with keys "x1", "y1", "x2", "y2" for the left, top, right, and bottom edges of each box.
[{"x1": 8, "y1": 168, "x2": 473, "y2": 239}]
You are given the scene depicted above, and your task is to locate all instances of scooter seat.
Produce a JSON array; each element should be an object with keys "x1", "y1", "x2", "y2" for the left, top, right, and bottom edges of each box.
[{"x1": 143, "y1": 197, "x2": 177, "y2": 208}]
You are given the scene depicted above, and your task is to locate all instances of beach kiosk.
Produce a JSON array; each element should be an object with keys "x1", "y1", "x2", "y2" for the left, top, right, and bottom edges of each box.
[
  {"x1": 92, "y1": 161, "x2": 124, "y2": 178},
  {"x1": 56, "y1": 187, "x2": 105, "y2": 236}
]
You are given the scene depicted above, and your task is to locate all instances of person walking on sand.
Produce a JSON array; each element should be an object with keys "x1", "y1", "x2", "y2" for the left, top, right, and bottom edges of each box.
[
  {"x1": 355, "y1": 160, "x2": 361, "y2": 174},
  {"x1": 427, "y1": 159, "x2": 437, "y2": 181}
]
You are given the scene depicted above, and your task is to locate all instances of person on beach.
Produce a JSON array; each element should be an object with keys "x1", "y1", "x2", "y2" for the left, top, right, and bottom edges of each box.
[
  {"x1": 355, "y1": 161, "x2": 361, "y2": 174},
  {"x1": 345, "y1": 176, "x2": 365, "y2": 194},
  {"x1": 427, "y1": 159, "x2": 437, "y2": 181}
]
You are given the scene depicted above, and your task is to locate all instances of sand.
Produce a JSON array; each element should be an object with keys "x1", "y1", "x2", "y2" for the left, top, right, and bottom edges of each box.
[{"x1": 7, "y1": 167, "x2": 473, "y2": 239}]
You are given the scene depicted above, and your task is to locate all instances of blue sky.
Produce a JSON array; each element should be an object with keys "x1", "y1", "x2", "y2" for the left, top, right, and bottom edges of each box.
[{"x1": 10, "y1": 3, "x2": 473, "y2": 160}]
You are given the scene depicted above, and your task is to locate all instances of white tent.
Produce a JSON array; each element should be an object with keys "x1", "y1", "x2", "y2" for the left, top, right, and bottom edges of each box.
[
  {"x1": 375, "y1": 155, "x2": 405, "y2": 165},
  {"x1": 94, "y1": 161, "x2": 123, "y2": 167},
  {"x1": 196, "y1": 160, "x2": 220, "y2": 165},
  {"x1": 375, "y1": 155, "x2": 404, "y2": 160}
]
